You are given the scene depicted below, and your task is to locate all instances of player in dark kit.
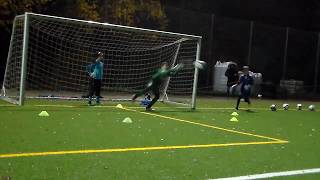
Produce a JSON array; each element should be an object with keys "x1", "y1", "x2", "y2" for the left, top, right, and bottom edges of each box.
[
  {"x1": 131, "y1": 62, "x2": 183, "y2": 111},
  {"x1": 225, "y1": 62, "x2": 239, "y2": 96},
  {"x1": 234, "y1": 66, "x2": 254, "y2": 110}
]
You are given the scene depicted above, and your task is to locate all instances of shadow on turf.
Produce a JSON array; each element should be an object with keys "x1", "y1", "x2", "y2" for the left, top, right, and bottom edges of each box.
[{"x1": 240, "y1": 109, "x2": 256, "y2": 113}]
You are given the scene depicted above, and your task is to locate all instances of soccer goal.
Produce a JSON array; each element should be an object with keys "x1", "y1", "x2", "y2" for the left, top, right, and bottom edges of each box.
[{"x1": 1, "y1": 13, "x2": 202, "y2": 108}]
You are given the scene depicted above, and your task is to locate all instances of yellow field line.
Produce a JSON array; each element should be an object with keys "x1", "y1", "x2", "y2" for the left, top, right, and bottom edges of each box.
[
  {"x1": 0, "y1": 104, "x2": 289, "y2": 159},
  {"x1": 120, "y1": 106, "x2": 288, "y2": 143},
  {"x1": 20, "y1": 104, "x2": 288, "y2": 142},
  {"x1": 0, "y1": 141, "x2": 286, "y2": 158}
]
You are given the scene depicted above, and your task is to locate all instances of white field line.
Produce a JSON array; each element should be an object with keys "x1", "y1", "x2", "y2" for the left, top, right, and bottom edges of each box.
[{"x1": 209, "y1": 168, "x2": 320, "y2": 180}]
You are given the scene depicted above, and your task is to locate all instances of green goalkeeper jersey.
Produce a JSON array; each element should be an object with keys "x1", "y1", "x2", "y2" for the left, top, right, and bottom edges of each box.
[{"x1": 150, "y1": 68, "x2": 177, "y2": 86}]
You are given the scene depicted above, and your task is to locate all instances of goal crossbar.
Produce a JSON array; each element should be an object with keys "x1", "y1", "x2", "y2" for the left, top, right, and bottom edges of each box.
[{"x1": 19, "y1": 13, "x2": 201, "y2": 40}]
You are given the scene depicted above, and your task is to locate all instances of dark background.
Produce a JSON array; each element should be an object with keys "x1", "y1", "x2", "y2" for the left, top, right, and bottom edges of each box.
[{"x1": 1, "y1": 0, "x2": 320, "y2": 96}]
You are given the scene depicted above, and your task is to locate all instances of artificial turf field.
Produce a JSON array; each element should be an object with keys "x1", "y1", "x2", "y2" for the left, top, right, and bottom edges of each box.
[{"x1": 0, "y1": 97, "x2": 319, "y2": 179}]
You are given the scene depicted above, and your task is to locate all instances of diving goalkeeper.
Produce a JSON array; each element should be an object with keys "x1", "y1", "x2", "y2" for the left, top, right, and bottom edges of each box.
[{"x1": 131, "y1": 62, "x2": 183, "y2": 111}]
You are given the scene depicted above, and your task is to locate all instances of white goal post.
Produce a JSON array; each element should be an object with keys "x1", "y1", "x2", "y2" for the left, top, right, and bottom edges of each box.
[{"x1": 1, "y1": 12, "x2": 202, "y2": 108}]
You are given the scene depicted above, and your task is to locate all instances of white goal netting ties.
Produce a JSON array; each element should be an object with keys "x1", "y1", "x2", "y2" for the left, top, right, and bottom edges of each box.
[{"x1": 1, "y1": 13, "x2": 202, "y2": 108}]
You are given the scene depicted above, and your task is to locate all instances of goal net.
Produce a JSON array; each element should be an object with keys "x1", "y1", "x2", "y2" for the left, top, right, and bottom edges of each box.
[{"x1": 1, "y1": 13, "x2": 201, "y2": 108}]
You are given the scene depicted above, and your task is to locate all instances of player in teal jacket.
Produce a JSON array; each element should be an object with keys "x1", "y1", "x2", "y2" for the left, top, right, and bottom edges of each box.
[{"x1": 87, "y1": 51, "x2": 104, "y2": 105}]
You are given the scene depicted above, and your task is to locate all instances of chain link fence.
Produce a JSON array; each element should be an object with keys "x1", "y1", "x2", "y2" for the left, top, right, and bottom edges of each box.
[{"x1": 165, "y1": 7, "x2": 320, "y2": 99}]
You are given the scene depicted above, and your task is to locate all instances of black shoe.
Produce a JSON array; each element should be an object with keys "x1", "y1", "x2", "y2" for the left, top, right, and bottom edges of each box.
[
  {"x1": 131, "y1": 94, "x2": 138, "y2": 102},
  {"x1": 146, "y1": 107, "x2": 155, "y2": 111}
]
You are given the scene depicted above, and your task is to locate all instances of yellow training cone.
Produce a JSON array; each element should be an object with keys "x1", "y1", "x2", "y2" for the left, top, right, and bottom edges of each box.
[
  {"x1": 116, "y1": 104, "x2": 123, "y2": 108},
  {"x1": 122, "y1": 117, "x2": 132, "y2": 123},
  {"x1": 38, "y1": 111, "x2": 49, "y2": 117},
  {"x1": 231, "y1": 112, "x2": 239, "y2": 116},
  {"x1": 230, "y1": 117, "x2": 238, "y2": 122}
]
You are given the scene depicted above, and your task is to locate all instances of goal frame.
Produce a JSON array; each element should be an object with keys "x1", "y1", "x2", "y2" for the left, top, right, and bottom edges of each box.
[{"x1": 2, "y1": 12, "x2": 202, "y2": 109}]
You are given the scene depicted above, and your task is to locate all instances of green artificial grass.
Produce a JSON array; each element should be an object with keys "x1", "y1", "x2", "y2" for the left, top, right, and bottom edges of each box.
[{"x1": 0, "y1": 97, "x2": 319, "y2": 179}]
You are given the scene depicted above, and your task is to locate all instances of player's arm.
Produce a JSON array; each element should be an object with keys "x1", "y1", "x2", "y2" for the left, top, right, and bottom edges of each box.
[
  {"x1": 89, "y1": 63, "x2": 98, "y2": 78},
  {"x1": 86, "y1": 64, "x2": 94, "y2": 78},
  {"x1": 86, "y1": 64, "x2": 91, "y2": 74},
  {"x1": 231, "y1": 76, "x2": 243, "y2": 89}
]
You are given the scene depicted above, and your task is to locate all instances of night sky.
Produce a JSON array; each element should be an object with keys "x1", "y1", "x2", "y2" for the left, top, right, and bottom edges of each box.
[
  {"x1": 1, "y1": 0, "x2": 320, "y2": 84},
  {"x1": 165, "y1": 0, "x2": 320, "y2": 31}
]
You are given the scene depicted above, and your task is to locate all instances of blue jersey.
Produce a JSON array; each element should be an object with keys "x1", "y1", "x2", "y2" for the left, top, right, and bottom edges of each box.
[{"x1": 239, "y1": 74, "x2": 254, "y2": 96}]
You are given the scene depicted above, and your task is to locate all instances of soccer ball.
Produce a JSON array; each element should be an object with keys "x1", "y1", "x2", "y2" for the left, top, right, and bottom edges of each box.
[
  {"x1": 283, "y1": 103, "x2": 289, "y2": 110},
  {"x1": 194, "y1": 60, "x2": 207, "y2": 70},
  {"x1": 308, "y1": 105, "x2": 315, "y2": 111},
  {"x1": 270, "y1": 104, "x2": 277, "y2": 111},
  {"x1": 296, "y1": 104, "x2": 302, "y2": 110},
  {"x1": 257, "y1": 94, "x2": 262, "y2": 98}
]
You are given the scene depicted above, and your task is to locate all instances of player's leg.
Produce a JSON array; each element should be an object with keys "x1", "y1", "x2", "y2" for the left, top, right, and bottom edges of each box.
[
  {"x1": 132, "y1": 85, "x2": 152, "y2": 101},
  {"x1": 146, "y1": 87, "x2": 160, "y2": 110},
  {"x1": 243, "y1": 89, "x2": 251, "y2": 105},
  {"x1": 88, "y1": 79, "x2": 95, "y2": 105},
  {"x1": 95, "y1": 79, "x2": 102, "y2": 104},
  {"x1": 235, "y1": 94, "x2": 242, "y2": 110},
  {"x1": 227, "y1": 85, "x2": 230, "y2": 96},
  {"x1": 132, "y1": 88, "x2": 147, "y2": 101},
  {"x1": 244, "y1": 97, "x2": 251, "y2": 104}
]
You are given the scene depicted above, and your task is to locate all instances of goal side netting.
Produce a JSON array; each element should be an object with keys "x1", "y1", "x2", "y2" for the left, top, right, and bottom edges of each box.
[{"x1": 1, "y1": 13, "x2": 201, "y2": 108}]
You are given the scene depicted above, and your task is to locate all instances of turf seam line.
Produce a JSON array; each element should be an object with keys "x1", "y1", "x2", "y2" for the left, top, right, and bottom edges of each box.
[{"x1": 120, "y1": 107, "x2": 288, "y2": 143}]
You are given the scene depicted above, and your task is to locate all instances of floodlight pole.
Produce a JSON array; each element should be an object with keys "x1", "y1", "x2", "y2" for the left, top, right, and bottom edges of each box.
[
  {"x1": 207, "y1": 14, "x2": 215, "y2": 86},
  {"x1": 191, "y1": 38, "x2": 202, "y2": 109},
  {"x1": 247, "y1": 21, "x2": 254, "y2": 66},
  {"x1": 314, "y1": 32, "x2": 320, "y2": 93},
  {"x1": 19, "y1": 12, "x2": 30, "y2": 106},
  {"x1": 282, "y1": 27, "x2": 289, "y2": 80}
]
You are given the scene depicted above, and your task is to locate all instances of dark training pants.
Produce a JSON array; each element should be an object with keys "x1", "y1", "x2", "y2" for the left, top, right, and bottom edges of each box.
[
  {"x1": 88, "y1": 79, "x2": 102, "y2": 103},
  {"x1": 236, "y1": 91, "x2": 251, "y2": 110}
]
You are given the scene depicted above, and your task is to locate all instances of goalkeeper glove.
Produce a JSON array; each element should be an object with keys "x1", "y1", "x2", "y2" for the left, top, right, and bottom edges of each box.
[{"x1": 171, "y1": 63, "x2": 184, "y2": 75}]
